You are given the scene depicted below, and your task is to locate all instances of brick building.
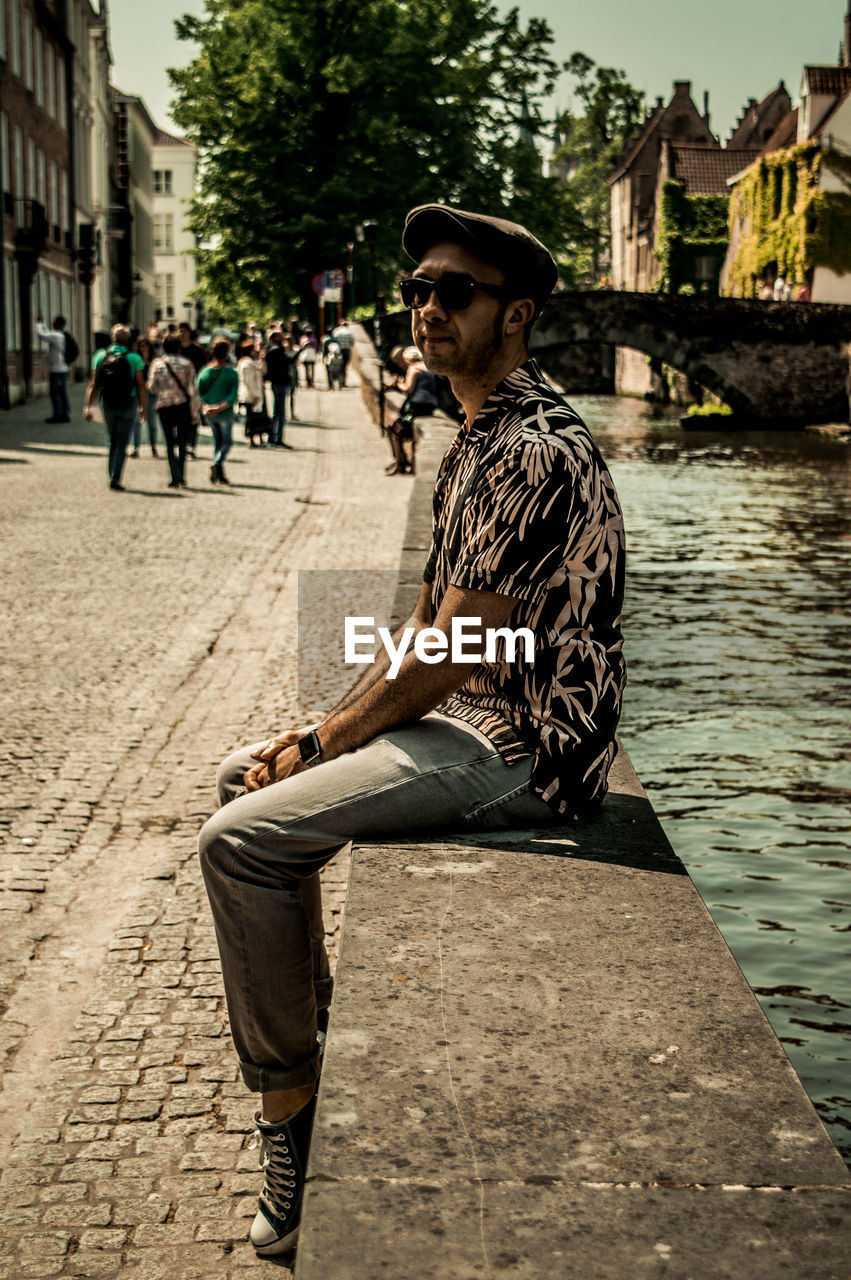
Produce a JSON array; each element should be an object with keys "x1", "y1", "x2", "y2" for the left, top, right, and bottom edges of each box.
[
  {"x1": 609, "y1": 81, "x2": 717, "y2": 292},
  {"x1": 0, "y1": 0, "x2": 76, "y2": 405},
  {"x1": 609, "y1": 79, "x2": 792, "y2": 294},
  {"x1": 0, "y1": 0, "x2": 118, "y2": 406}
]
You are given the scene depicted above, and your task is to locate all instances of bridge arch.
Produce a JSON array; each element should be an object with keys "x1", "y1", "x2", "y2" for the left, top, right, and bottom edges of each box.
[{"x1": 531, "y1": 292, "x2": 851, "y2": 424}]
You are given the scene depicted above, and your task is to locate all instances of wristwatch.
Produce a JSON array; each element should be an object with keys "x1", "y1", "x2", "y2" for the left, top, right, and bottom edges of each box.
[{"x1": 298, "y1": 730, "x2": 323, "y2": 768}]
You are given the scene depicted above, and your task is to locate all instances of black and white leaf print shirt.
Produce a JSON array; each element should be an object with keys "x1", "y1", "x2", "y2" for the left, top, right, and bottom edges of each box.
[{"x1": 423, "y1": 360, "x2": 626, "y2": 819}]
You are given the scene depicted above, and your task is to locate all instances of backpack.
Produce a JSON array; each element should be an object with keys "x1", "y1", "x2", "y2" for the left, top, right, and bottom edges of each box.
[
  {"x1": 96, "y1": 350, "x2": 135, "y2": 409},
  {"x1": 64, "y1": 332, "x2": 79, "y2": 365}
]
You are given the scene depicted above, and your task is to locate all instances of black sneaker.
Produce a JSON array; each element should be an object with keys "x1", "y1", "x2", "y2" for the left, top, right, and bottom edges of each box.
[{"x1": 249, "y1": 1092, "x2": 317, "y2": 1256}]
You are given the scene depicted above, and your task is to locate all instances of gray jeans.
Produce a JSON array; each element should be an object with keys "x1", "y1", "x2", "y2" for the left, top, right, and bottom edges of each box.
[{"x1": 198, "y1": 712, "x2": 552, "y2": 1093}]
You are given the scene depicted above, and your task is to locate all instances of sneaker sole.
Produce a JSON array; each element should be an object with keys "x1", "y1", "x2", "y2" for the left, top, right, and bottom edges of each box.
[{"x1": 250, "y1": 1219, "x2": 300, "y2": 1255}]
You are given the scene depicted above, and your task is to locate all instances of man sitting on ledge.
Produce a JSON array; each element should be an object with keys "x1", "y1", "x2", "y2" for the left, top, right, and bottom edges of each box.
[{"x1": 197, "y1": 204, "x2": 627, "y2": 1256}]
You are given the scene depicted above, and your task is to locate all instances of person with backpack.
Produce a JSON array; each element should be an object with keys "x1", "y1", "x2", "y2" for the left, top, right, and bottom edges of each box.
[
  {"x1": 147, "y1": 334, "x2": 202, "y2": 489},
  {"x1": 83, "y1": 324, "x2": 148, "y2": 491},
  {"x1": 198, "y1": 338, "x2": 239, "y2": 484},
  {"x1": 36, "y1": 312, "x2": 77, "y2": 423}
]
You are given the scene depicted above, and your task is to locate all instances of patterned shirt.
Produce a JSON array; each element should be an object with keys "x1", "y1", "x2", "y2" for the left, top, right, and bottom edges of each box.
[
  {"x1": 147, "y1": 355, "x2": 202, "y2": 422},
  {"x1": 424, "y1": 359, "x2": 626, "y2": 819}
]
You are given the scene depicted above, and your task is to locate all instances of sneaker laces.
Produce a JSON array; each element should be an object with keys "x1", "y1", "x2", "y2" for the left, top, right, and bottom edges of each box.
[{"x1": 250, "y1": 1118, "x2": 298, "y2": 1220}]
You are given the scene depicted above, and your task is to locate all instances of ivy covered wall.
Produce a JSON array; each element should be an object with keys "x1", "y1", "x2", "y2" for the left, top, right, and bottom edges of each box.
[
  {"x1": 654, "y1": 182, "x2": 730, "y2": 295},
  {"x1": 723, "y1": 141, "x2": 851, "y2": 296}
]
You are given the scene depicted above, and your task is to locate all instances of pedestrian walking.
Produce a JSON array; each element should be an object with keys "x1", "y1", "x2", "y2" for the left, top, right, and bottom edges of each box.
[
  {"x1": 285, "y1": 333, "x2": 299, "y2": 419},
  {"x1": 178, "y1": 323, "x2": 208, "y2": 458},
  {"x1": 129, "y1": 334, "x2": 159, "y2": 459},
  {"x1": 264, "y1": 331, "x2": 295, "y2": 448},
  {"x1": 331, "y1": 318, "x2": 354, "y2": 384},
  {"x1": 146, "y1": 334, "x2": 202, "y2": 488},
  {"x1": 36, "y1": 313, "x2": 75, "y2": 423},
  {"x1": 211, "y1": 316, "x2": 231, "y2": 343},
  {"x1": 198, "y1": 203, "x2": 627, "y2": 1256},
  {"x1": 83, "y1": 324, "x2": 148, "y2": 491},
  {"x1": 198, "y1": 338, "x2": 239, "y2": 484},
  {"x1": 238, "y1": 342, "x2": 269, "y2": 446},
  {"x1": 297, "y1": 328, "x2": 318, "y2": 387},
  {"x1": 322, "y1": 337, "x2": 344, "y2": 390}
]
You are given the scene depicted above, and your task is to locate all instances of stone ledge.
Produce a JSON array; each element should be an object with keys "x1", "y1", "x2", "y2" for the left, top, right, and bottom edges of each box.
[
  {"x1": 294, "y1": 395, "x2": 850, "y2": 1276},
  {"x1": 297, "y1": 744, "x2": 850, "y2": 1276}
]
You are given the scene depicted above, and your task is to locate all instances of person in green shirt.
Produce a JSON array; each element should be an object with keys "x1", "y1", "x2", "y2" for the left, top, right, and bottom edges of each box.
[
  {"x1": 198, "y1": 338, "x2": 240, "y2": 484},
  {"x1": 83, "y1": 325, "x2": 148, "y2": 491}
]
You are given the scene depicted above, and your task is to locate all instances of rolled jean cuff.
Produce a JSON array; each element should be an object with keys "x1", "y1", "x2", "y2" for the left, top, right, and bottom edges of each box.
[{"x1": 239, "y1": 1043, "x2": 321, "y2": 1094}]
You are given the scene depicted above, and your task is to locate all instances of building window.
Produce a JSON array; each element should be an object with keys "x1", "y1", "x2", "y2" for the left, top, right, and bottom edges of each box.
[
  {"x1": 156, "y1": 272, "x2": 175, "y2": 317},
  {"x1": 7, "y1": 257, "x2": 19, "y2": 350},
  {"x1": 34, "y1": 28, "x2": 43, "y2": 105},
  {"x1": 153, "y1": 169, "x2": 173, "y2": 195},
  {"x1": 14, "y1": 126, "x2": 23, "y2": 200},
  {"x1": 57, "y1": 59, "x2": 66, "y2": 129},
  {"x1": 46, "y1": 45, "x2": 55, "y2": 118},
  {"x1": 0, "y1": 0, "x2": 6, "y2": 61},
  {"x1": 49, "y1": 158, "x2": 58, "y2": 232},
  {"x1": 27, "y1": 137, "x2": 35, "y2": 200},
  {"x1": 10, "y1": 0, "x2": 20, "y2": 76},
  {"x1": 37, "y1": 149, "x2": 46, "y2": 207},
  {"x1": 1, "y1": 115, "x2": 9, "y2": 197},
  {"x1": 153, "y1": 213, "x2": 174, "y2": 253},
  {"x1": 773, "y1": 168, "x2": 783, "y2": 220},
  {"x1": 24, "y1": 8, "x2": 33, "y2": 92}
]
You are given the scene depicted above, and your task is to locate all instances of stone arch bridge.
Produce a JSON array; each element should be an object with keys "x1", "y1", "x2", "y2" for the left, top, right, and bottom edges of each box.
[{"x1": 531, "y1": 292, "x2": 851, "y2": 424}]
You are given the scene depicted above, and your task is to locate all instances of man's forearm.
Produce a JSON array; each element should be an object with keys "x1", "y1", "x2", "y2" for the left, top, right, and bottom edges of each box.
[
  {"x1": 316, "y1": 643, "x2": 471, "y2": 763},
  {"x1": 327, "y1": 614, "x2": 428, "y2": 716}
]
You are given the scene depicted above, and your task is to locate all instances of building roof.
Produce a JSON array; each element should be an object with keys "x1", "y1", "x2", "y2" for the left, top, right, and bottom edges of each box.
[
  {"x1": 112, "y1": 88, "x2": 159, "y2": 141},
  {"x1": 609, "y1": 104, "x2": 667, "y2": 183},
  {"x1": 153, "y1": 127, "x2": 194, "y2": 149},
  {"x1": 728, "y1": 82, "x2": 791, "y2": 147},
  {"x1": 760, "y1": 107, "x2": 799, "y2": 154},
  {"x1": 667, "y1": 144, "x2": 761, "y2": 195},
  {"x1": 803, "y1": 65, "x2": 851, "y2": 96}
]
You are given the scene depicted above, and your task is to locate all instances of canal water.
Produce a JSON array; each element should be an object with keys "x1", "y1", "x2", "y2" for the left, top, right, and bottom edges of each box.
[{"x1": 572, "y1": 394, "x2": 851, "y2": 1167}]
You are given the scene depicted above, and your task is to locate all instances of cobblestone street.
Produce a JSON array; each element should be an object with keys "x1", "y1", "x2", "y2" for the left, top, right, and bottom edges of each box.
[{"x1": 0, "y1": 375, "x2": 414, "y2": 1278}]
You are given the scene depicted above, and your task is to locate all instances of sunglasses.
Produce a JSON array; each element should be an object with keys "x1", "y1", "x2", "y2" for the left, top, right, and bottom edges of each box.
[{"x1": 399, "y1": 273, "x2": 513, "y2": 312}]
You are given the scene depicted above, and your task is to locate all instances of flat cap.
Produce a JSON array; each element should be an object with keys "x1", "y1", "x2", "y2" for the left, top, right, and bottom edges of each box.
[{"x1": 402, "y1": 204, "x2": 558, "y2": 309}]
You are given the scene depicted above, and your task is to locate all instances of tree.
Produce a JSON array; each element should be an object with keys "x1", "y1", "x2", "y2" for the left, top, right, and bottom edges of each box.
[
  {"x1": 169, "y1": 0, "x2": 574, "y2": 320},
  {"x1": 554, "y1": 53, "x2": 645, "y2": 286}
]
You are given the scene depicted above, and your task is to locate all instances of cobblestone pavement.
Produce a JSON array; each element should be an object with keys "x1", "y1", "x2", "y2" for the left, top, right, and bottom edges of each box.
[{"x1": 0, "y1": 374, "x2": 414, "y2": 1277}]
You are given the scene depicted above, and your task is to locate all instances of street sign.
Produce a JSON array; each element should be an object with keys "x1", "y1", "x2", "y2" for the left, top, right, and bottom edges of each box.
[
  {"x1": 311, "y1": 273, "x2": 326, "y2": 295},
  {"x1": 326, "y1": 269, "x2": 345, "y2": 289},
  {"x1": 324, "y1": 286, "x2": 342, "y2": 303}
]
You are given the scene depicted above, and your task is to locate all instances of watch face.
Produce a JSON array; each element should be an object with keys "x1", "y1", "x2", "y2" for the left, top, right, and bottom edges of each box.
[{"x1": 299, "y1": 731, "x2": 321, "y2": 765}]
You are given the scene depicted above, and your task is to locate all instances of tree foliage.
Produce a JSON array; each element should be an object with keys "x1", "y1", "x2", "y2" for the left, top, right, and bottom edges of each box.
[
  {"x1": 169, "y1": 0, "x2": 574, "y2": 319},
  {"x1": 554, "y1": 53, "x2": 645, "y2": 285}
]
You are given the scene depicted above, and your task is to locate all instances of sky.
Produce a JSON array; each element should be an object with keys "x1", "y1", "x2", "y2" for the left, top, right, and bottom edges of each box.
[{"x1": 108, "y1": 0, "x2": 848, "y2": 142}]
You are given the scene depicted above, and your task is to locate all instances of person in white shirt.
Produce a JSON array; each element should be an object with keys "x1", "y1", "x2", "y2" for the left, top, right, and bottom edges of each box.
[
  {"x1": 36, "y1": 312, "x2": 72, "y2": 423},
  {"x1": 237, "y1": 343, "x2": 268, "y2": 446}
]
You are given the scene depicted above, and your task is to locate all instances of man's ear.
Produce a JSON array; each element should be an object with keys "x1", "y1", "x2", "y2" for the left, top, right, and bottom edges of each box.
[{"x1": 504, "y1": 298, "x2": 535, "y2": 336}]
